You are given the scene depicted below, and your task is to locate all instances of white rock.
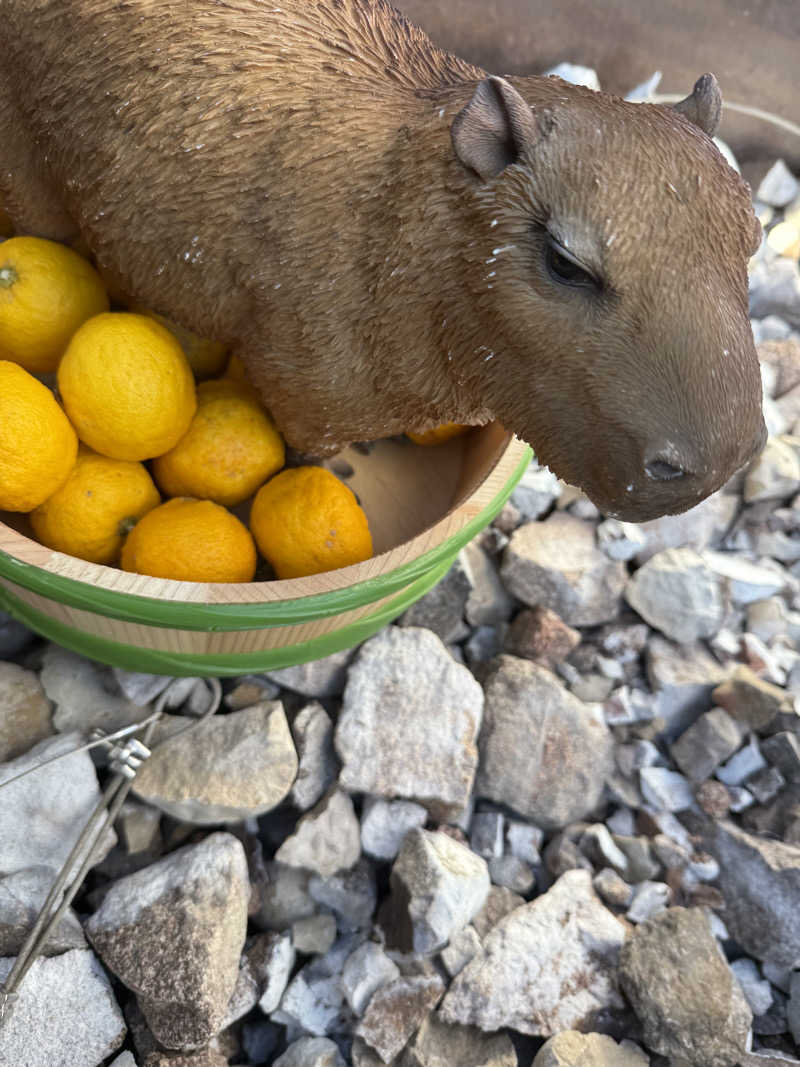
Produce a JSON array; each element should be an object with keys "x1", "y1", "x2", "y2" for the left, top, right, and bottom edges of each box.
[
  {"x1": 267, "y1": 648, "x2": 353, "y2": 698},
  {"x1": 0, "y1": 867, "x2": 86, "y2": 956},
  {"x1": 0, "y1": 950, "x2": 126, "y2": 1067},
  {"x1": 289, "y1": 702, "x2": 338, "y2": 811},
  {"x1": 702, "y1": 550, "x2": 788, "y2": 603},
  {"x1": 506, "y1": 821, "x2": 544, "y2": 866},
  {"x1": 597, "y1": 518, "x2": 648, "y2": 561},
  {"x1": 257, "y1": 861, "x2": 316, "y2": 931},
  {"x1": 626, "y1": 881, "x2": 671, "y2": 923},
  {"x1": 510, "y1": 462, "x2": 561, "y2": 520},
  {"x1": 258, "y1": 932, "x2": 297, "y2": 1014},
  {"x1": 749, "y1": 257, "x2": 800, "y2": 328},
  {"x1": 360, "y1": 797, "x2": 428, "y2": 861},
  {"x1": 634, "y1": 491, "x2": 739, "y2": 563},
  {"x1": 625, "y1": 548, "x2": 726, "y2": 643},
  {"x1": 385, "y1": 829, "x2": 490, "y2": 955},
  {"x1": 744, "y1": 437, "x2": 800, "y2": 503},
  {"x1": 639, "y1": 766, "x2": 695, "y2": 812},
  {"x1": 716, "y1": 736, "x2": 767, "y2": 786},
  {"x1": 274, "y1": 960, "x2": 347, "y2": 1037},
  {"x1": 341, "y1": 941, "x2": 400, "y2": 1016},
  {"x1": 276, "y1": 789, "x2": 361, "y2": 879},
  {"x1": 758, "y1": 160, "x2": 800, "y2": 208},
  {"x1": 731, "y1": 957, "x2": 774, "y2": 1016},
  {"x1": 0, "y1": 733, "x2": 116, "y2": 877},
  {"x1": 544, "y1": 62, "x2": 601, "y2": 90},
  {"x1": 40, "y1": 646, "x2": 147, "y2": 735},
  {"x1": 625, "y1": 70, "x2": 662, "y2": 101},
  {"x1": 440, "y1": 869, "x2": 626, "y2": 1035},
  {"x1": 111, "y1": 668, "x2": 174, "y2": 705},
  {"x1": 275, "y1": 1037, "x2": 347, "y2": 1067},
  {"x1": 440, "y1": 924, "x2": 482, "y2": 979},
  {"x1": 533, "y1": 1031, "x2": 650, "y2": 1066},
  {"x1": 308, "y1": 860, "x2": 377, "y2": 933}
]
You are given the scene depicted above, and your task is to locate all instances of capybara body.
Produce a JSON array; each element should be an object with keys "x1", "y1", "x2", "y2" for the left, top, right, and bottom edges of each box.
[{"x1": 0, "y1": 0, "x2": 766, "y2": 520}]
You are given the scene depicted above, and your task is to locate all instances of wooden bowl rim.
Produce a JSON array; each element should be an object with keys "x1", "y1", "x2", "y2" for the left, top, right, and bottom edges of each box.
[{"x1": 0, "y1": 435, "x2": 531, "y2": 626}]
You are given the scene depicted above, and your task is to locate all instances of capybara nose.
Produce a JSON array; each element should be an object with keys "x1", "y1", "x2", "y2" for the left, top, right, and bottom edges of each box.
[{"x1": 644, "y1": 457, "x2": 690, "y2": 482}]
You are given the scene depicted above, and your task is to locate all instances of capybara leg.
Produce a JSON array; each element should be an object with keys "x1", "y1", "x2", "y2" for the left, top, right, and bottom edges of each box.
[{"x1": 0, "y1": 86, "x2": 78, "y2": 242}]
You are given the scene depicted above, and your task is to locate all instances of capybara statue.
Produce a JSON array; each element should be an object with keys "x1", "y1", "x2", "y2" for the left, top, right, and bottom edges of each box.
[{"x1": 0, "y1": 0, "x2": 766, "y2": 520}]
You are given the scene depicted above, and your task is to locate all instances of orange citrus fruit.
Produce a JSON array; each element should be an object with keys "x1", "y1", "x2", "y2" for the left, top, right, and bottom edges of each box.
[
  {"x1": 0, "y1": 236, "x2": 109, "y2": 373},
  {"x1": 407, "y1": 422, "x2": 472, "y2": 445},
  {"x1": 250, "y1": 466, "x2": 373, "y2": 579},
  {"x1": 152, "y1": 378, "x2": 285, "y2": 507},
  {"x1": 137, "y1": 309, "x2": 228, "y2": 379},
  {"x1": 121, "y1": 497, "x2": 257, "y2": 583},
  {"x1": 0, "y1": 361, "x2": 78, "y2": 511},
  {"x1": 58, "y1": 312, "x2": 196, "y2": 461},
  {"x1": 30, "y1": 447, "x2": 161, "y2": 565}
]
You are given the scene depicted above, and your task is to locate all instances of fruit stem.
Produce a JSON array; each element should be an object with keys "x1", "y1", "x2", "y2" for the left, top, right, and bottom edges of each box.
[{"x1": 0, "y1": 265, "x2": 18, "y2": 288}]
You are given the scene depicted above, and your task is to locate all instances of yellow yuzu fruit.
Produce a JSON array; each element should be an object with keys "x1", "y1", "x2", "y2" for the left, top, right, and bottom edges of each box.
[
  {"x1": 407, "y1": 422, "x2": 472, "y2": 445},
  {"x1": 30, "y1": 447, "x2": 161, "y2": 565},
  {"x1": 0, "y1": 236, "x2": 109, "y2": 373},
  {"x1": 250, "y1": 466, "x2": 373, "y2": 579},
  {"x1": 152, "y1": 379, "x2": 285, "y2": 507},
  {"x1": 121, "y1": 497, "x2": 257, "y2": 583},
  {"x1": 0, "y1": 361, "x2": 78, "y2": 511},
  {"x1": 138, "y1": 308, "x2": 228, "y2": 379},
  {"x1": 58, "y1": 312, "x2": 196, "y2": 461}
]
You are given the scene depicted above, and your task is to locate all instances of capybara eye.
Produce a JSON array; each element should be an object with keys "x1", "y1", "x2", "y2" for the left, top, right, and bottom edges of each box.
[{"x1": 545, "y1": 239, "x2": 598, "y2": 290}]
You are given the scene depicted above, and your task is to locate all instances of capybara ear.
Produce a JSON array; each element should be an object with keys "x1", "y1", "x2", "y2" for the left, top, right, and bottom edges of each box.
[
  {"x1": 451, "y1": 75, "x2": 537, "y2": 180},
  {"x1": 672, "y1": 73, "x2": 723, "y2": 138}
]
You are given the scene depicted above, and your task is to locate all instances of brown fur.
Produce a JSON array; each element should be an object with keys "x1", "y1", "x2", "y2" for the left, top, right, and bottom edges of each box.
[{"x1": 0, "y1": 0, "x2": 765, "y2": 520}]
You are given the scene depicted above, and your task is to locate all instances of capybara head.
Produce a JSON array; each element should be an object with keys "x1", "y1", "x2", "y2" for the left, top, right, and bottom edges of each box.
[{"x1": 450, "y1": 73, "x2": 765, "y2": 521}]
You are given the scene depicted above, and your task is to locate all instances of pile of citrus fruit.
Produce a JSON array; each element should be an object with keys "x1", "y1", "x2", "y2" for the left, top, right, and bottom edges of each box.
[{"x1": 0, "y1": 231, "x2": 469, "y2": 583}]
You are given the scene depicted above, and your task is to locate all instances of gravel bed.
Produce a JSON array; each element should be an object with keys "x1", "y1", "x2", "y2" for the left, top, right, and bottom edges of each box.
[{"x1": 2, "y1": 69, "x2": 800, "y2": 1067}]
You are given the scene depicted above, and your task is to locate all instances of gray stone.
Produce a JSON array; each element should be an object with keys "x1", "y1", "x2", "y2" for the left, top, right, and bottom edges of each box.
[
  {"x1": 700, "y1": 819, "x2": 800, "y2": 967},
  {"x1": 272, "y1": 957, "x2": 348, "y2": 1037},
  {"x1": 40, "y1": 646, "x2": 147, "y2": 735},
  {"x1": 646, "y1": 636, "x2": 727, "y2": 740},
  {"x1": 0, "y1": 867, "x2": 86, "y2": 956},
  {"x1": 440, "y1": 869, "x2": 626, "y2": 1035},
  {"x1": 356, "y1": 973, "x2": 445, "y2": 1063},
  {"x1": 580, "y1": 823, "x2": 630, "y2": 875},
  {"x1": 731, "y1": 957, "x2": 774, "y2": 1016},
  {"x1": 398, "y1": 1013, "x2": 518, "y2": 1067},
  {"x1": 616, "y1": 739, "x2": 664, "y2": 778},
  {"x1": 463, "y1": 625, "x2": 504, "y2": 667},
  {"x1": 763, "y1": 732, "x2": 800, "y2": 783},
  {"x1": 257, "y1": 861, "x2": 316, "y2": 931},
  {"x1": 625, "y1": 548, "x2": 726, "y2": 643},
  {"x1": 0, "y1": 662, "x2": 52, "y2": 762},
  {"x1": 221, "y1": 931, "x2": 288, "y2": 1029},
  {"x1": 477, "y1": 656, "x2": 613, "y2": 830},
  {"x1": 85, "y1": 832, "x2": 249, "y2": 1050},
  {"x1": 0, "y1": 611, "x2": 34, "y2": 658},
  {"x1": 626, "y1": 881, "x2": 671, "y2": 923},
  {"x1": 702, "y1": 549, "x2": 789, "y2": 603},
  {"x1": 611, "y1": 836, "x2": 660, "y2": 883},
  {"x1": 749, "y1": 256, "x2": 800, "y2": 328},
  {"x1": 289, "y1": 702, "x2": 338, "y2": 811},
  {"x1": 276, "y1": 789, "x2": 361, "y2": 878},
  {"x1": 133, "y1": 701, "x2": 297, "y2": 824},
  {"x1": 341, "y1": 941, "x2": 401, "y2": 1016},
  {"x1": 758, "y1": 337, "x2": 800, "y2": 397},
  {"x1": 267, "y1": 648, "x2": 354, "y2": 699},
  {"x1": 634, "y1": 491, "x2": 739, "y2": 564},
  {"x1": 360, "y1": 798, "x2": 428, "y2": 862},
  {"x1": 0, "y1": 949, "x2": 126, "y2": 1067},
  {"x1": 758, "y1": 160, "x2": 800, "y2": 208},
  {"x1": 510, "y1": 462, "x2": 561, "y2": 520},
  {"x1": 749, "y1": 764, "x2": 787, "y2": 804},
  {"x1": 789, "y1": 970, "x2": 800, "y2": 1045},
  {"x1": 716, "y1": 735, "x2": 767, "y2": 786},
  {"x1": 669, "y1": 708, "x2": 744, "y2": 782},
  {"x1": 0, "y1": 732, "x2": 116, "y2": 876},
  {"x1": 593, "y1": 868, "x2": 634, "y2": 910},
  {"x1": 398, "y1": 562, "x2": 471, "y2": 644},
  {"x1": 383, "y1": 829, "x2": 490, "y2": 955},
  {"x1": 487, "y1": 854, "x2": 535, "y2": 894},
  {"x1": 745, "y1": 438, "x2": 800, "y2": 503},
  {"x1": 440, "y1": 924, "x2": 482, "y2": 978},
  {"x1": 639, "y1": 766, "x2": 694, "y2": 812},
  {"x1": 604, "y1": 687, "x2": 656, "y2": 727},
  {"x1": 505, "y1": 821, "x2": 543, "y2": 866},
  {"x1": 501, "y1": 513, "x2": 627, "y2": 626},
  {"x1": 117, "y1": 801, "x2": 161, "y2": 855},
  {"x1": 533, "y1": 1031, "x2": 650, "y2": 1066},
  {"x1": 257, "y1": 932, "x2": 296, "y2": 1014},
  {"x1": 597, "y1": 518, "x2": 648, "y2": 561},
  {"x1": 713, "y1": 666, "x2": 794, "y2": 730},
  {"x1": 109, "y1": 1054, "x2": 138, "y2": 1067},
  {"x1": 470, "y1": 812, "x2": 504, "y2": 860},
  {"x1": 309, "y1": 859, "x2": 377, "y2": 933},
  {"x1": 336, "y1": 627, "x2": 483, "y2": 818},
  {"x1": 224, "y1": 675, "x2": 280, "y2": 710},
  {"x1": 619, "y1": 906, "x2": 752, "y2": 1067},
  {"x1": 274, "y1": 1037, "x2": 347, "y2": 1067},
  {"x1": 292, "y1": 914, "x2": 338, "y2": 956},
  {"x1": 460, "y1": 541, "x2": 515, "y2": 626},
  {"x1": 112, "y1": 669, "x2": 174, "y2": 705}
]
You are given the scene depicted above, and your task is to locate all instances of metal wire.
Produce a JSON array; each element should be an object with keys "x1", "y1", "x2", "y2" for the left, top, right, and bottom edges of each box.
[{"x1": 0, "y1": 676, "x2": 222, "y2": 1024}]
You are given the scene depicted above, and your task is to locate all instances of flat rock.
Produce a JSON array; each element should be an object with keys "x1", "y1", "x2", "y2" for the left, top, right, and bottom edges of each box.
[
  {"x1": 533, "y1": 1031, "x2": 650, "y2": 1066},
  {"x1": 276, "y1": 788, "x2": 361, "y2": 878},
  {"x1": 0, "y1": 732, "x2": 116, "y2": 876},
  {"x1": 398, "y1": 562, "x2": 471, "y2": 644},
  {"x1": 646, "y1": 636, "x2": 727, "y2": 740},
  {"x1": 274, "y1": 1037, "x2": 347, "y2": 1067},
  {"x1": 40, "y1": 645, "x2": 147, "y2": 734},
  {"x1": 335, "y1": 627, "x2": 483, "y2": 818},
  {"x1": 0, "y1": 662, "x2": 52, "y2": 762},
  {"x1": 624, "y1": 548, "x2": 726, "y2": 643},
  {"x1": 292, "y1": 914, "x2": 337, "y2": 956},
  {"x1": 477, "y1": 656, "x2": 613, "y2": 830},
  {"x1": 0, "y1": 949, "x2": 126, "y2": 1067},
  {"x1": 266, "y1": 648, "x2": 354, "y2": 698},
  {"x1": 440, "y1": 869, "x2": 626, "y2": 1035},
  {"x1": 619, "y1": 906, "x2": 752, "y2": 1066},
  {"x1": 459, "y1": 541, "x2": 515, "y2": 627},
  {"x1": 758, "y1": 160, "x2": 800, "y2": 207},
  {"x1": 382, "y1": 829, "x2": 490, "y2": 955},
  {"x1": 502, "y1": 606, "x2": 581, "y2": 668},
  {"x1": 712, "y1": 665, "x2": 793, "y2": 730},
  {"x1": 342, "y1": 941, "x2": 401, "y2": 1016},
  {"x1": 398, "y1": 1014, "x2": 517, "y2": 1067},
  {"x1": 669, "y1": 708, "x2": 744, "y2": 782},
  {"x1": 360, "y1": 798, "x2": 428, "y2": 861},
  {"x1": 633, "y1": 490, "x2": 739, "y2": 563},
  {"x1": 0, "y1": 866, "x2": 86, "y2": 956},
  {"x1": 289, "y1": 702, "x2": 338, "y2": 811},
  {"x1": 500, "y1": 513, "x2": 627, "y2": 626},
  {"x1": 132, "y1": 701, "x2": 298, "y2": 824},
  {"x1": 699, "y1": 819, "x2": 800, "y2": 967},
  {"x1": 86, "y1": 832, "x2": 249, "y2": 1049},
  {"x1": 356, "y1": 973, "x2": 445, "y2": 1063},
  {"x1": 702, "y1": 549, "x2": 788, "y2": 604}
]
